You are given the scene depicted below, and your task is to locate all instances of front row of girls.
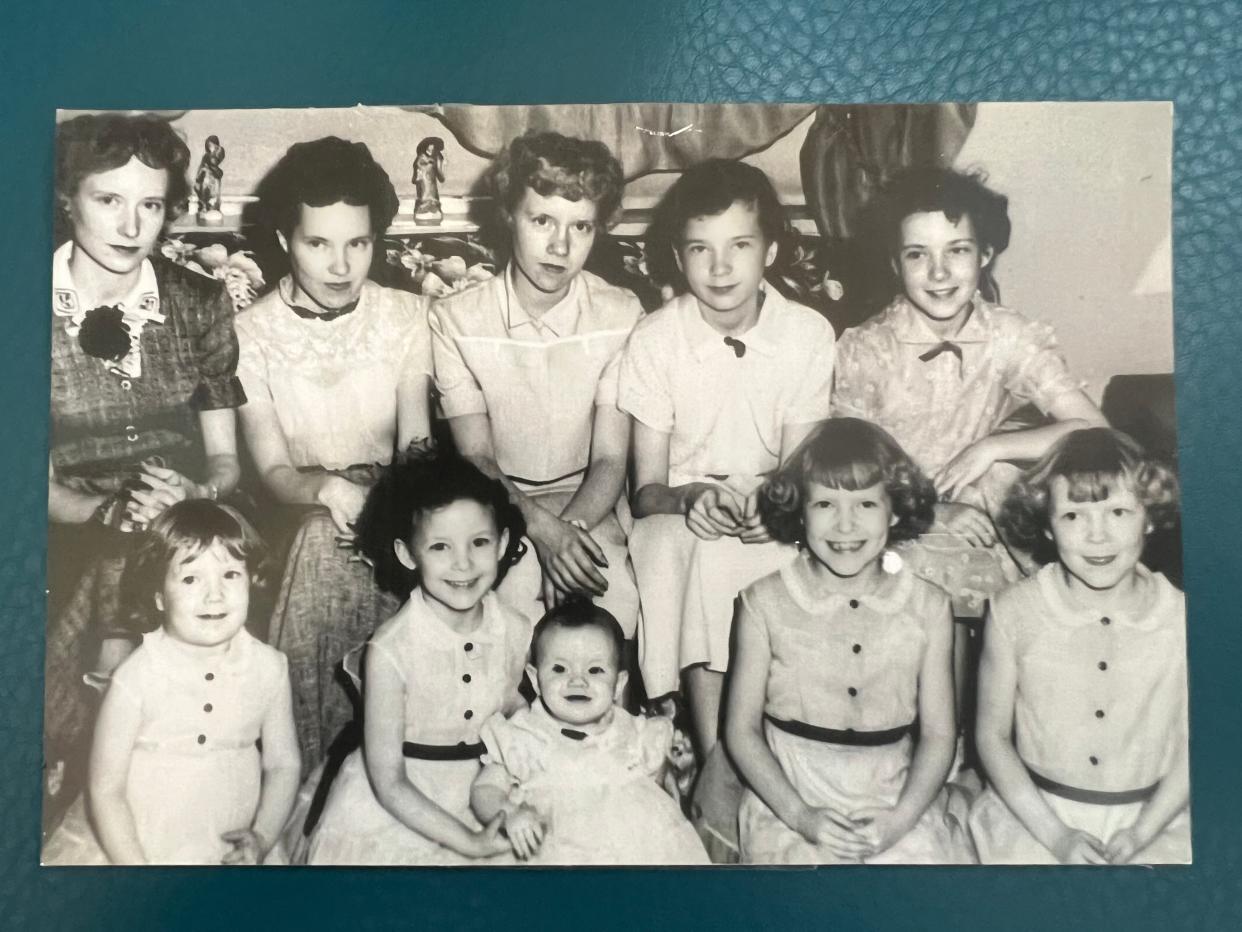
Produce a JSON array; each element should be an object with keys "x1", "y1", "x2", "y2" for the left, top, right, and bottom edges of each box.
[{"x1": 46, "y1": 423, "x2": 1187, "y2": 865}]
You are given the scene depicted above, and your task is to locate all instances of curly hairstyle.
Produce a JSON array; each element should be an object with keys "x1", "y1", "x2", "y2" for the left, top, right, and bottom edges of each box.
[
  {"x1": 119, "y1": 499, "x2": 271, "y2": 635},
  {"x1": 255, "y1": 136, "x2": 400, "y2": 239},
  {"x1": 643, "y1": 158, "x2": 790, "y2": 291},
  {"x1": 866, "y1": 165, "x2": 1011, "y2": 260},
  {"x1": 760, "y1": 417, "x2": 936, "y2": 546},
  {"x1": 529, "y1": 598, "x2": 626, "y2": 668},
  {"x1": 997, "y1": 427, "x2": 1180, "y2": 565},
  {"x1": 353, "y1": 449, "x2": 527, "y2": 599},
  {"x1": 489, "y1": 130, "x2": 625, "y2": 229},
  {"x1": 55, "y1": 113, "x2": 192, "y2": 243}
]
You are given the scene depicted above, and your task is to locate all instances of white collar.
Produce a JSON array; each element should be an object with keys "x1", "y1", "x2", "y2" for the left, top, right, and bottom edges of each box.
[
  {"x1": 781, "y1": 548, "x2": 915, "y2": 616},
  {"x1": 1036, "y1": 562, "x2": 1179, "y2": 632},
  {"x1": 680, "y1": 282, "x2": 784, "y2": 363},
  {"x1": 51, "y1": 240, "x2": 162, "y2": 330}
]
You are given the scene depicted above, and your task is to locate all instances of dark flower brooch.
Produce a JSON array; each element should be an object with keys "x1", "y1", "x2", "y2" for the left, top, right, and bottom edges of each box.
[{"x1": 78, "y1": 305, "x2": 132, "y2": 362}]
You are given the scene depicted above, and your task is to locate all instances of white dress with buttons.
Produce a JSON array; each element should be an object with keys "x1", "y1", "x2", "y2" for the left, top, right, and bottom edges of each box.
[
  {"x1": 617, "y1": 288, "x2": 836, "y2": 697},
  {"x1": 735, "y1": 553, "x2": 973, "y2": 864},
  {"x1": 969, "y1": 563, "x2": 1190, "y2": 863},
  {"x1": 307, "y1": 589, "x2": 530, "y2": 865},
  {"x1": 42, "y1": 628, "x2": 290, "y2": 865}
]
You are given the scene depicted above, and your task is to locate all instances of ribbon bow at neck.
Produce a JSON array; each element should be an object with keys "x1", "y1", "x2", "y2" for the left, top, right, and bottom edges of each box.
[{"x1": 917, "y1": 341, "x2": 963, "y2": 364}]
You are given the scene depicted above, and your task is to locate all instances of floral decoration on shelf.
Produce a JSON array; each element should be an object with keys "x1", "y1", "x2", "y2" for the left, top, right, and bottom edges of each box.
[
  {"x1": 386, "y1": 236, "x2": 497, "y2": 298},
  {"x1": 160, "y1": 238, "x2": 266, "y2": 311}
]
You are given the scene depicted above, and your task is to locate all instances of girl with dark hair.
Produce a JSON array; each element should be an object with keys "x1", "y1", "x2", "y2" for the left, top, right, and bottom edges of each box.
[
  {"x1": 726, "y1": 418, "x2": 970, "y2": 864},
  {"x1": 43, "y1": 501, "x2": 299, "y2": 865},
  {"x1": 306, "y1": 452, "x2": 532, "y2": 865},
  {"x1": 832, "y1": 166, "x2": 1108, "y2": 619},
  {"x1": 971, "y1": 428, "x2": 1189, "y2": 864},
  {"x1": 619, "y1": 159, "x2": 837, "y2": 756},
  {"x1": 235, "y1": 136, "x2": 432, "y2": 769},
  {"x1": 46, "y1": 113, "x2": 246, "y2": 815}
]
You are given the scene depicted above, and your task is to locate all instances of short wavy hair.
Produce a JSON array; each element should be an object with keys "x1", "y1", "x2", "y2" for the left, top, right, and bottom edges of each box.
[
  {"x1": 55, "y1": 113, "x2": 192, "y2": 242},
  {"x1": 120, "y1": 500, "x2": 271, "y2": 635},
  {"x1": 866, "y1": 165, "x2": 1012, "y2": 261},
  {"x1": 354, "y1": 449, "x2": 527, "y2": 600},
  {"x1": 760, "y1": 417, "x2": 936, "y2": 546},
  {"x1": 530, "y1": 598, "x2": 626, "y2": 668},
  {"x1": 255, "y1": 135, "x2": 400, "y2": 239},
  {"x1": 644, "y1": 158, "x2": 790, "y2": 291},
  {"x1": 489, "y1": 130, "x2": 625, "y2": 229},
  {"x1": 998, "y1": 427, "x2": 1180, "y2": 565}
]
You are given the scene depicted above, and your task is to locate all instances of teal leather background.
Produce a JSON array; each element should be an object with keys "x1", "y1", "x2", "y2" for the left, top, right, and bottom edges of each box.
[{"x1": 2, "y1": 0, "x2": 1239, "y2": 928}]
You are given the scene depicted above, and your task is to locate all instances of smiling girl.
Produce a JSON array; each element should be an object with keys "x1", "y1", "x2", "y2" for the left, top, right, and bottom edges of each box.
[
  {"x1": 620, "y1": 159, "x2": 836, "y2": 758},
  {"x1": 832, "y1": 167, "x2": 1107, "y2": 619},
  {"x1": 470, "y1": 601, "x2": 709, "y2": 864},
  {"x1": 725, "y1": 419, "x2": 971, "y2": 864},
  {"x1": 305, "y1": 452, "x2": 531, "y2": 865},
  {"x1": 43, "y1": 501, "x2": 300, "y2": 865},
  {"x1": 970, "y1": 428, "x2": 1189, "y2": 864}
]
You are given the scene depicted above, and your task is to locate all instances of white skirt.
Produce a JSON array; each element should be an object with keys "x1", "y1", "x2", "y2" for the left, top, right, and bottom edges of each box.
[
  {"x1": 739, "y1": 720, "x2": 974, "y2": 865},
  {"x1": 969, "y1": 782, "x2": 1191, "y2": 864}
]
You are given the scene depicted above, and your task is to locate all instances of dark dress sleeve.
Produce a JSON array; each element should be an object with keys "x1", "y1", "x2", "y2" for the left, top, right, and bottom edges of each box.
[
  {"x1": 190, "y1": 277, "x2": 247, "y2": 411},
  {"x1": 154, "y1": 257, "x2": 247, "y2": 412}
]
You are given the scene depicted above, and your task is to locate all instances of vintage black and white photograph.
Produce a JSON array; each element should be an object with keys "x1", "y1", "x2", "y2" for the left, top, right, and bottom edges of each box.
[{"x1": 41, "y1": 101, "x2": 1186, "y2": 867}]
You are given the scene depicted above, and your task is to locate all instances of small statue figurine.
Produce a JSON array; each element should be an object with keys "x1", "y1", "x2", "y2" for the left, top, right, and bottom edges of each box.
[
  {"x1": 194, "y1": 135, "x2": 225, "y2": 225},
  {"x1": 412, "y1": 136, "x2": 446, "y2": 225}
]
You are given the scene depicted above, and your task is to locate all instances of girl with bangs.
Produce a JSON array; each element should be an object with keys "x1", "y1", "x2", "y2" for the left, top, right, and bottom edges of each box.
[
  {"x1": 725, "y1": 418, "x2": 972, "y2": 864},
  {"x1": 44, "y1": 501, "x2": 300, "y2": 865},
  {"x1": 971, "y1": 428, "x2": 1189, "y2": 863}
]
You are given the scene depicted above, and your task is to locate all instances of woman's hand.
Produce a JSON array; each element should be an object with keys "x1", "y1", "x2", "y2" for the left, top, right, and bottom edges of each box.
[
  {"x1": 502, "y1": 805, "x2": 546, "y2": 860},
  {"x1": 935, "y1": 501, "x2": 997, "y2": 548},
  {"x1": 220, "y1": 828, "x2": 266, "y2": 865},
  {"x1": 124, "y1": 463, "x2": 195, "y2": 529},
  {"x1": 934, "y1": 438, "x2": 998, "y2": 500},
  {"x1": 315, "y1": 476, "x2": 368, "y2": 537},
  {"x1": 1050, "y1": 827, "x2": 1109, "y2": 864},
  {"x1": 531, "y1": 513, "x2": 609, "y2": 604},
  {"x1": 795, "y1": 805, "x2": 873, "y2": 861},
  {"x1": 850, "y1": 805, "x2": 914, "y2": 858},
  {"x1": 685, "y1": 485, "x2": 745, "y2": 540}
]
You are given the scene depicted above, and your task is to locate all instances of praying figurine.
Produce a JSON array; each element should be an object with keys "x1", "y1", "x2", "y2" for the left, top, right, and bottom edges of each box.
[
  {"x1": 412, "y1": 136, "x2": 446, "y2": 225},
  {"x1": 194, "y1": 135, "x2": 226, "y2": 225}
]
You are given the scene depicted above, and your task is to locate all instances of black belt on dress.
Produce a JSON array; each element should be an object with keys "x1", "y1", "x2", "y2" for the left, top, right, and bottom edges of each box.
[
  {"x1": 506, "y1": 467, "x2": 587, "y2": 488},
  {"x1": 1025, "y1": 765, "x2": 1159, "y2": 806},
  {"x1": 765, "y1": 714, "x2": 914, "y2": 747},
  {"x1": 402, "y1": 741, "x2": 485, "y2": 761}
]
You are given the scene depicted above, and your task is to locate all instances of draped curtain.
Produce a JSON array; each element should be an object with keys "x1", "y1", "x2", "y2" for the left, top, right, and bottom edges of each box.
[
  {"x1": 412, "y1": 103, "x2": 816, "y2": 180},
  {"x1": 799, "y1": 103, "x2": 977, "y2": 241},
  {"x1": 797, "y1": 103, "x2": 977, "y2": 329}
]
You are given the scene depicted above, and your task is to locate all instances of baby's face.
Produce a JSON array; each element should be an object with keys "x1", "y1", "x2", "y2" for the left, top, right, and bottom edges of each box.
[{"x1": 529, "y1": 625, "x2": 625, "y2": 728}]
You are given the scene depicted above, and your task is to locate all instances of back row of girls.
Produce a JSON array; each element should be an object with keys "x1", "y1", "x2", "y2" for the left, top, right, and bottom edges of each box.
[{"x1": 44, "y1": 112, "x2": 1187, "y2": 865}]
